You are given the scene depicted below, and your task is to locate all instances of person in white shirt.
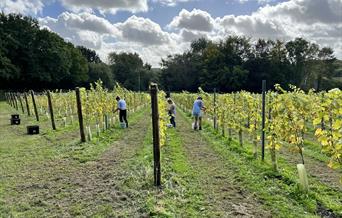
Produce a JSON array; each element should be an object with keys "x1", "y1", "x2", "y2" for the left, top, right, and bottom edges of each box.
[{"x1": 114, "y1": 96, "x2": 128, "y2": 128}]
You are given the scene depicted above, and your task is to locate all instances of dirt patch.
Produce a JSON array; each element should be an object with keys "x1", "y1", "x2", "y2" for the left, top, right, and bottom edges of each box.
[
  {"x1": 176, "y1": 113, "x2": 272, "y2": 217},
  {"x1": 316, "y1": 202, "x2": 340, "y2": 218}
]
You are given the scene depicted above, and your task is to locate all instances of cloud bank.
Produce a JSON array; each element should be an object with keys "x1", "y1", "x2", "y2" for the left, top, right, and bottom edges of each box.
[{"x1": 1, "y1": 0, "x2": 341, "y2": 66}]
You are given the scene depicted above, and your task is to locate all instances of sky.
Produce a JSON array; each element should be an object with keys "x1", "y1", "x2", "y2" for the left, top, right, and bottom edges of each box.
[{"x1": 1, "y1": 0, "x2": 341, "y2": 67}]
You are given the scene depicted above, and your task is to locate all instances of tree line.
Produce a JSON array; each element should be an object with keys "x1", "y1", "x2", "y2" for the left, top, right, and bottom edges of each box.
[
  {"x1": 160, "y1": 37, "x2": 341, "y2": 92},
  {"x1": 0, "y1": 13, "x2": 158, "y2": 91},
  {"x1": 0, "y1": 13, "x2": 341, "y2": 92}
]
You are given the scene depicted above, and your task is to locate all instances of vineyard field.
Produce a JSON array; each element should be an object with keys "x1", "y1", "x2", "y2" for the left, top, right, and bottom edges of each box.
[{"x1": 0, "y1": 84, "x2": 341, "y2": 217}]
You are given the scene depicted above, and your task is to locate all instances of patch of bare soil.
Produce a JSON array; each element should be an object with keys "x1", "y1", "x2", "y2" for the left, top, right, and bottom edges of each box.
[
  {"x1": 176, "y1": 114, "x2": 272, "y2": 217},
  {"x1": 6, "y1": 112, "x2": 151, "y2": 217}
]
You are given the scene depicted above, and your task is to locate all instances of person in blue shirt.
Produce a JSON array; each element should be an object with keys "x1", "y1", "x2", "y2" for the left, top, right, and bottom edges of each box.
[
  {"x1": 192, "y1": 96, "x2": 206, "y2": 130},
  {"x1": 114, "y1": 96, "x2": 128, "y2": 128}
]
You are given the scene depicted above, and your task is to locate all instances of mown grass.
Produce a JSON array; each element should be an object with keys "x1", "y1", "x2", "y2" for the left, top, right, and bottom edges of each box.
[
  {"x1": 180, "y1": 110, "x2": 341, "y2": 218},
  {"x1": 0, "y1": 101, "x2": 148, "y2": 216},
  {"x1": 204, "y1": 129, "x2": 341, "y2": 217},
  {"x1": 120, "y1": 127, "x2": 209, "y2": 217}
]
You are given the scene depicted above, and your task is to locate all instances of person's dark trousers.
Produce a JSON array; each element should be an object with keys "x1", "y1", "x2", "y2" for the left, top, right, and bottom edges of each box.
[
  {"x1": 119, "y1": 109, "x2": 128, "y2": 127},
  {"x1": 170, "y1": 116, "x2": 176, "y2": 128}
]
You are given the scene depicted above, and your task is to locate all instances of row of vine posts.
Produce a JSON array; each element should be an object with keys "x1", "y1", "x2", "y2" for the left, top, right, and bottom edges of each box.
[{"x1": 4, "y1": 84, "x2": 162, "y2": 187}]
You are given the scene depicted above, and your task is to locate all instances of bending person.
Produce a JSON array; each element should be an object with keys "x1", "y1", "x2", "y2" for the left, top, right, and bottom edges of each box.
[
  {"x1": 192, "y1": 96, "x2": 205, "y2": 130},
  {"x1": 167, "y1": 99, "x2": 176, "y2": 128},
  {"x1": 114, "y1": 96, "x2": 128, "y2": 128}
]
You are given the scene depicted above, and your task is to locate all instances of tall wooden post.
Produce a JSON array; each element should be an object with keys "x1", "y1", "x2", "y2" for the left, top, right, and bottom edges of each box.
[
  {"x1": 18, "y1": 94, "x2": 25, "y2": 113},
  {"x1": 5, "y1": 93, "x2": 10, "y2": 105},
  {"x1": 150, "y1": 84, "x2": 161, "y2": 186},
  {"x1": 12, "y1": 93, "x2": 18, "y2": 110},
  {"x1": 24, "y1": 93, "x2": 31, "y2": 116},
  {"x1": 7, "y1": 93, "x2": 11, "y2": 106},
  {"x1": 213, "y1": 88, "x2": 217, "y2": 130},
  {"x1": 30, "y1": 90, "x2": 39, "y2": 121},
  {"x1": 47, "y1": 91, "x2": 56, "y2": 130},
  {"x1": 11, "y1": 93, "x2": 15, "y2": 108},
  {"x1": 261, "y1": 80, "x2": 266, "y2": 161},
  {"x1": 6, "y1": 93, "x2": 12, "y2": 107},
  {"x1": 12, "y1": 93, "x2": 16, "y2": 108},
  {"x1": 75, "y1": 88, "x2": 86, "y2": 142}
]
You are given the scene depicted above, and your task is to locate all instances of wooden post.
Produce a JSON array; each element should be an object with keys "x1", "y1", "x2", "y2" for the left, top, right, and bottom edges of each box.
[
  {"x1": 75, "y1": 88, "x2": 86, "y2": 142},
  {"x1": 261, "y1": 80, "x2": 266, "y2": 161},
  {"x1": 150, "y1": 84, "x2": 161, "y2": 186},
  {"x1": 12, "y1": 93, "x2": 18, "y2": 110},
  {"x1": 11, "y1": 93, "x2": 15, "y2": 108},
  {"x1": 11, "y1": 93, "x2": 15, "y2": 107},
  {"x1": 30, "y1": 90, "x2": 39, "y2": 121},
  {"x1": 6, "y1": 93, "x2": 12, "y2": 107},
  {"x1": 18, "y1": 93, "x2": 25, "y2": 113},
  {"x1": 5, "y1": 93, "x2": 10, "y2": 105},
  {"x1": 7, "y1": 93, "x2": 11, "y2": 105},
  {"x1": 24, "y1": 93, "x2": 31, "y2": 116},
  {"x1": 11, "y1": 93, "x2": 16, "y2": 108},
  {"x1": 105, "y1": 114, "x2": 109, "y2": 129},
  {"x1": 213, "y1": 88, "x2": 217, "y2": 130},
  {"x1": 9, "y1": 93, "x2": 13, "y2": 108},
  {"x1": 47, "y1": 91, "x2": 56, "y2": 130}
]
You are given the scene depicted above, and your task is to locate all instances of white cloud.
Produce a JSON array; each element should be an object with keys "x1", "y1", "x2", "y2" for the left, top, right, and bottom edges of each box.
[
  {"x1": 59, "y1": 0, "x2": 148, "y2": 14},
  {"x1": 98, "y1": 35, "x2": 185, "y2": 67},
  {"x1": 255, "y1": 0, "x2": 342, "y2": 57},
  {"x1": 55, "y1": 12, "x2": 117, "y2": 34},
  {"x1": 39, "y1": 13, "x2": 183, "y2": 66},
  {"x1": 33, "y1": 0, "x2": 342, "y2": 66},
  {"x1": 235, "y1": 0, "x2": 276, "y2": 5},
  {"x1": 153, "y1": 0, "x2": 194, "y2": 7},
  {"x1": 76, "y1": 30, "x2": 103, "y2": 49},
  {"x1": 181, "y1": 29, "x2": 208, "y2": 42},
  {"x1": 236, "y1": 0, "x2": 276, "y2": 4},
  {"x1": 215, "y1": 0, "x2": 342, "y2": 58},
  {"x1": 168, "y1": 9, "x2": 215, "y2": 32},
  {"x1": 115, "y1": 15, "x2": 171, "y2": 45},
  {"x1": 39, "y1": 12, "x2": 119, "y2": 50},
  {"x1": 0, "y1": 0, "x2": 44, "y2": 15},
  {"x1": 216, "y1": 15, "x2": 286, "y2": 39},
  {"x1": 257, "y1": 0, "x2": 342, "y2": 25}
]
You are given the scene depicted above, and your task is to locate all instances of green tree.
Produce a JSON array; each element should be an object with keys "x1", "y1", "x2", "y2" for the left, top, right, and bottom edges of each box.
[
  {"x1": 108, "y1": 52, "x2": 154, "y2": 91},
  {"x1": 77, "y1": 46, "x2": 102, "y2": 63},
  {"x1": 285, "y1": 38, "x2": 319, "y2": 89},
  {"x1": 0, "y1": 13, "x2": 89, "y2": 90},
  {"x1": 315, "y1": 47, "x2": 336, "y2": 90},
  {"x1": 87, "y1": 62, "x2": 113, "y2": 89}
]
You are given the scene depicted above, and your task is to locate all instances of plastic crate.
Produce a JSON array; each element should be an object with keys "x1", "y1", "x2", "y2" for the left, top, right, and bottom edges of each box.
[
  {"x1": 27, "y1": 125, "x2": 39, "y2": 135},
  {"x1": 10, "y1": 118, "x2": 20, "y2": 125}
]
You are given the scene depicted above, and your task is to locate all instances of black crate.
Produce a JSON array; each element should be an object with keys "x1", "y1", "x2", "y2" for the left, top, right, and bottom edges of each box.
[
  {"x1": 11, "y1": 114, "x2": 20, "y2": 119},
  {"x1": 27, "y1": 125, "x2": 39, "y2": 135},
  {"x1": 10, "y1": 118, "x2": 20, "y2": 125}
]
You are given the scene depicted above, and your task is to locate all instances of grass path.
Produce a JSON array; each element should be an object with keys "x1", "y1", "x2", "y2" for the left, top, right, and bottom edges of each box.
[
  {"x1": 176, "y1": 110, "x2": 342, "y2": 217},
  {"x1": 174, "y1": 111, "x2": 272, "y2": 217},
  {"x1": 0, "y1": 102, "x2": 150, "y2": 217}
]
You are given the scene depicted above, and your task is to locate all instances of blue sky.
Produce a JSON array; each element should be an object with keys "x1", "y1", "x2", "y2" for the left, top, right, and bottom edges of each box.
[
  {"x1": 40, "y1": 0, "x2": 285, "y2": 28},
  {"x1": 1, "y1": 0, "x2": 341, "y2": 66}
]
